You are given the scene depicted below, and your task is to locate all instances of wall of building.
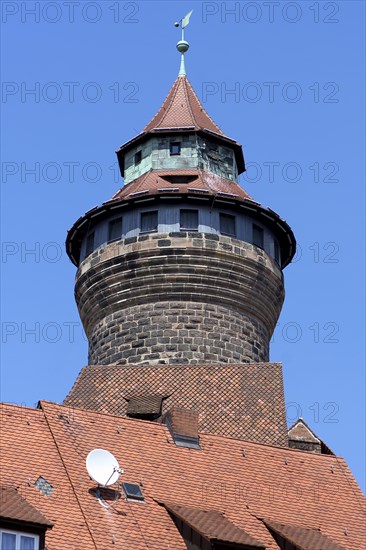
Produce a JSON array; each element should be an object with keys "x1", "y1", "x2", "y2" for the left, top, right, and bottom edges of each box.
[
  {"x1": 79, "y1": 202, "x2": 281, "y2": 265},
  {"x1": 75, "y1": 232, "x2": 284, "y2": 366},
  {"x1": 123, "y1": 135, "x2": 237, "y2": 184}
]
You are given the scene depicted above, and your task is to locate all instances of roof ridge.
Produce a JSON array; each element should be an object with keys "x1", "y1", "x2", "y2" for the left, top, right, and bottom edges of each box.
[
  {"x1": 0, "y1": 402, "x2": 42, "y2": 413},
  {"x1": 181, "y1": 77, "x2": 196, "y2": 128},
  {"x1": 185, "y1": 77, "x2": 225, "y2": 135},
  {"x1": 143, "y1": 78, "x2": 179, "y2": 132},
  {"x1": 142, "y1": 75, "x2": 226, "y2": 135},
  {"x1": 159, "y1": 76, "x2": 195, "y2": 126}
]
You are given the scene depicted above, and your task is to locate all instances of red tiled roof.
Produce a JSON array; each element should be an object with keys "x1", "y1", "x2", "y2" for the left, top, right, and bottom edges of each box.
[
  {"x1": 1, "y1": 401, "x2": 365, "y2": 549},
  {"x1": 143, "y1": 75, "x2": 226, "y2": 136},
  {"x1": 109, "y1": 168, "x2": 253, "y2": 202},
  {"x1": 163, "y1": 502, "x2": 265, "y2": 546},
  {"x1": 0, "y1": 405, "x2": 96, "y2": 548},
  {"x1": 64, "y1": 362, "x2": 288, "y2": 447},
  {"x1": 0, "y1": 486, "x2": 53, "y2": 527}
]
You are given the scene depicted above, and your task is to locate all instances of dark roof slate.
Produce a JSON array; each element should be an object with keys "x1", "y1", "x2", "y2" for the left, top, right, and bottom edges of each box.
[
  {"x1": 64, "y1": 362, "x2": 288, "y2": 447},
  {"x1": 264, "y1": 519, "x2": 347, "y2": 550},
  {"x1": 164, "y1": 502, "x2": 264, "y2": 547}
]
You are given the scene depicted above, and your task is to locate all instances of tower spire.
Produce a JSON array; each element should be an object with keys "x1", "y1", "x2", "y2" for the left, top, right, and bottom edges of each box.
[{"x1": 174, "y1": 10, "x2": 193, "y2": 76}]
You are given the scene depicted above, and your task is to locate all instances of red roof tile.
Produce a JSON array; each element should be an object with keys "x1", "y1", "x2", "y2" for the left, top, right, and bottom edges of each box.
[
  {"x1": 0, "y1": 404, "x2": 96, "y2": 548},
  {"x1": 1, "y1": 401, "x2": 365, "y2": 549},
  {"x1": 143, "y1": 76, "x2": 226, "y2": 136},
  {"x1": 109, "y1": 168, "x2": 253, "y2": 203}
]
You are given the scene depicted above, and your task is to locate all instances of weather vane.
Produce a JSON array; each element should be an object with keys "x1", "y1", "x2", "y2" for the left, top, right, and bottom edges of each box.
[{"x1": 174, "y1": 10, "x2": 193, "y2": 76}]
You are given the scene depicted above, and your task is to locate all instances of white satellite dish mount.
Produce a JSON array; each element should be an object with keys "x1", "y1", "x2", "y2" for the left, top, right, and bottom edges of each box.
[{"x1": 86, "y1": 448, "x2": 124, "y2": 487}]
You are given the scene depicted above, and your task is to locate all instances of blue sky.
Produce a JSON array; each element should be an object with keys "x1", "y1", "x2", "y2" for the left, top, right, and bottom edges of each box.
[{"x1": 1, "y1": 1, "x2": 365, "y2": 490}]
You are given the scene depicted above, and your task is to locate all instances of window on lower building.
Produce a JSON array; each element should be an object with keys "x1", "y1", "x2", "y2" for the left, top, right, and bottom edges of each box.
[
  {"x1": 253, "y1": 224, "x2": 264, "y2": 249},
  {"x1": 141, "y1": 211, "x2": 158, "y2": 232},
  {"x1": 0, "y1": 530, "x2": 39, "y2": 550},
  {"x1": 108, "y1": 218, "x2": 122, "y2": 242},
  {"x1": 180, "y1": 209, "x2": 199, "y2": 231},
  {"x1": 220, "y1": 213, "x2": 236, "y2": 237},
  {"x1": 85, "y1": 231, "x2": 95, "y2": 257},
  {"x1": 170, "y1": 142, "x2": 181, "y2": 156},
  {"x1": 134, "y1": 150, "x2": 142, "y2": 164}
]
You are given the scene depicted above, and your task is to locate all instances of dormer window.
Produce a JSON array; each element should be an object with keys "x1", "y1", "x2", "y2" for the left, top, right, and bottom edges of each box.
[
  {"x1": 170, "y1": 142, "x2": 181, "y2": 156},
  {"x1": 134, "y1": 150, "x2": 142, "y2": 164},
  {"x1": 0, "y1": 487, "x2": 53, "y2": 550}
]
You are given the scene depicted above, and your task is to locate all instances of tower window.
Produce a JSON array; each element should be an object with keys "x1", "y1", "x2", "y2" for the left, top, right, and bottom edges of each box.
[
  {"x1": 170, "y1": 142, "x2": 181, "y2": 156},
  {"x1": 108, "y1": 217, "x2": 122, "y2": 242},
  {"x1": 253, "y1": 224, "x2": 264, "y2": 249},
  {"x1": 274, "y1": 239, "x2": 280, "y2": 265},
  {"x1": 220, "y1": 213, "x2": 236, "y2": 237},
  {"x1": 141, "y1": 211, "x2": 158, "y2": 232},
  {"x1": 85, "y1": 232, "x2": 95, "y2": 257},
  {"x1": 180, "y1": 209, "x2": 198, "y2": 231},
  {"x1": 134, "y1": 150, "x2": 142, "y2": 164}
]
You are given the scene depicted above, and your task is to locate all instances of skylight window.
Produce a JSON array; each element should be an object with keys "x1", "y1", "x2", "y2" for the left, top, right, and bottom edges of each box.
[
  {"x1": 122, "y1": 482, "x2": 144, "y2": 502},
  {"x1": 35, "y1": 476, "x2": 53, "y2": 497}
]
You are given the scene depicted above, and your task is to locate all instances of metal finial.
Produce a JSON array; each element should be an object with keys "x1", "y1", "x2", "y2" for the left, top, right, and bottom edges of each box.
[{"x1": 174, "y1": 10, "x2": 193, "y2": 76}]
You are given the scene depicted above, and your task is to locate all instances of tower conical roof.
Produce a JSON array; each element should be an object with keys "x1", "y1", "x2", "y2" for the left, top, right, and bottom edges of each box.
[{"x1": 143, "y1": 75, "x2": 226, "y2": 136}]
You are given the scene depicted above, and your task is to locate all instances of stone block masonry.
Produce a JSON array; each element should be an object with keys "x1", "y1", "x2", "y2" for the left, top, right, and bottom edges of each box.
[
  {"x1": 75, "y1": 232, "x2": 285, "y2": 366},
  {"x1": 88, "y1": 301, "x2": 269, "y2": 365}
]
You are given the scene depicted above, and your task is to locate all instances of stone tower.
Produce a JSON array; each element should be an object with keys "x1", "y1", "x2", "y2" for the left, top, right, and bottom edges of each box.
[{"x1": 65, "y1": 32, "x2": 296, "y2": 447}]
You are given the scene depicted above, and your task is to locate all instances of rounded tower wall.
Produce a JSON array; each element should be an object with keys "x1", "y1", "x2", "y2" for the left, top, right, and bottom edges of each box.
[
  {"x1": 79, "y1": 202, "x2": 281, "y2": 265},
  {"x1": 75, "y1": 231, "x2": 284, "y2": 365}
]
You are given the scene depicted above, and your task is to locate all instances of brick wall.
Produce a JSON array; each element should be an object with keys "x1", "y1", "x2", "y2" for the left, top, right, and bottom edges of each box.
[{"x1": 75, "y1": 232, "x2": 284, "y2": 366}]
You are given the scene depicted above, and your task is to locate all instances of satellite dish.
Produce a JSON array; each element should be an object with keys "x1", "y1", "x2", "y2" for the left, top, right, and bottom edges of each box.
[{"x1": 86, "y1": 449, "x2": 124, "y2": 487}]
